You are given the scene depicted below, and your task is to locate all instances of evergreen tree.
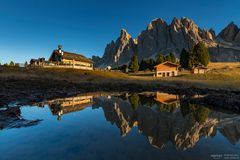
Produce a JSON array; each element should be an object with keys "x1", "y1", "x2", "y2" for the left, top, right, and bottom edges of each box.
[
  {"x1": 129, "y1": 55, "x2": 139, "y2": 72},
  {"x1": 180, "y1": 49, "x2": 191, "y2": 68},
  {"x1": 24, "y1": 61, "x2": 28, "y2": 67},
  {"x1": 149, "y1": 58, "x2": 155, "y2": 70},
  {"x1": 188, "y1": 54, "x2": 194, "y2": 68},
  {"x1": 165, "y1": 54, "x2": 171, "y2": 62},
  {"x1": 156, "y1": 53, "x2": 165, "y2": 64},
  {"x1": 139, "y1": 59, "x2": 147, "y2": 71},
  {"x1": 144, "y1": 59, "x2": 155, "y2": 70},
  {"x1": 169, "y1": 52, "x2": 177, "y2": 63},
  {"x1": 193, "y1": 105, "x2": 209, "y2": 124},
  {"x1": 192, "y1": 42, "x2": 209, "y2": 66},
  {"x1": 145, "y1": 59, "x2": 150, "y2": 70},
  {"x1": 129, "y1": 93, "x2": 140, "y2": 110},
  {"x1": 9, "y1": 61, "x2": 15, "y2": 66}
]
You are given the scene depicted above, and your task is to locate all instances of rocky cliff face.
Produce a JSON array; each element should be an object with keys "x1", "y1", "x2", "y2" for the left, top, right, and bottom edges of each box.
[
  {"x1": 210, "y1": 22, "x2": 240, "y2": 62},
  {"x1": 220, "y1": 120, "x2": 240, "y2": 144},
  {"x1": 96, "y1": 29, "x2": 137, "y2": 67},
  {"x1": 93, "y1": 17, "x2": 240, "y2": 67},
  {"x1": 137, "y1": 17, "x2": 217, "y2": 59},
  {"x1": 218, "y1": 22, "x2": 240, "y2": 42},
  {"x1": 0, "y1": 107, "x2": 41, "y2": 130}
]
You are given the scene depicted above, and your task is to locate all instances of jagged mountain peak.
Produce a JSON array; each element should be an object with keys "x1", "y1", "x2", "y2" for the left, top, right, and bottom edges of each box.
[
  {"x1": 218, "y1": 22, "x2": 239, "y2": 42},
  {"x1": 110, "y1": 40, "x2": 115, "y2": 45},
  {"x1": 119, "y1": 28, "x2": 132, "y2": 41},
  {"x1": 146, "y1": 17, "x2": 198, "y2": 32},
  {"x1": 180, "y1": 17, "x2": 194, "y2": 24},
  {"x1": 209, "y1": 28, "x2": 216, "y2": 36},
  {"x1": 171, "y1": 16, "x2": 194, "y2": 24},
  {"x1": 96, "y1": 28, "x2": 136, "y2": 67},
  {"x1": 93, "y1": 17, "x2": 240, "y2": 67},
  {"x1": 171, "y1": 17, "x2": 181, "y2": 26},
  {"x1": 179, "y1": 17, "x2": 200, "y2": 35},
  {"x1": 170, "y1": 17, "x2": 200, "y2": 34},
  {"x1": 180, "y1": 16, "x2": 190, "y2": 21},
  {"x1": 147, "y1": 18, "x2": 167, "y2": 30},
  {"x1": 120, "y1": 28, "x2": 130, "y2": 36},
  {"x1": 225, "y1": 22, "x2": 239, "y2": 32},
  {"x1": 228, "y1": 21, "x2": 238, "y2": 27}
]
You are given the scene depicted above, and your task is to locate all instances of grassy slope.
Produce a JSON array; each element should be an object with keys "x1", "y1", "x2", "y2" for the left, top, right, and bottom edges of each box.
[
  {"x1": 174, "y1": 63, "x2": 240, "y2": 90},
  {"x1": 1, "y1": 62, "x2": 240, "y2": 91},
  {"x1": 128, "y1": 62, "x2": 240, "y2": 91}
]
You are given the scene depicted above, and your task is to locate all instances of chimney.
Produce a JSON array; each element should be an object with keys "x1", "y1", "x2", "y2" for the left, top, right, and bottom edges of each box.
[{"x1": 58, "y1": 45, "x2": 63, "y2": 55}]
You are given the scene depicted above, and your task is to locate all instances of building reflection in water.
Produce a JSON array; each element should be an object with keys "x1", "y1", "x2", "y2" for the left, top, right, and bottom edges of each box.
[
  {"x1": 154, "y1": 92, "x2": 179, "y2": 105},
  {"x1": 35, "y1": 92, "x2": 240, "y2": 150},
  {"x1": 46, "y1": 95, "x2": 94, "y2": 120}
]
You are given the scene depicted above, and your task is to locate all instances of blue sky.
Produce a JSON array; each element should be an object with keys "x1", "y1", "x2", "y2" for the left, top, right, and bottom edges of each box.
[{"x1": 0, "y1": 0, "x2": 239, "y2": 64}]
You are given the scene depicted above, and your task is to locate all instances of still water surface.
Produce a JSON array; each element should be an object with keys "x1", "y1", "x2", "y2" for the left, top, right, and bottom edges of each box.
[{"x1": 0, "y1": 92, "x2": 240, "y2": 160}]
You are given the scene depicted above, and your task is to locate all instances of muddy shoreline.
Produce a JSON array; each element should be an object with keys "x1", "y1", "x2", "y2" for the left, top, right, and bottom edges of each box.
[{"x1": 0, "y1": 77, "x2": 240, "y2": 113}]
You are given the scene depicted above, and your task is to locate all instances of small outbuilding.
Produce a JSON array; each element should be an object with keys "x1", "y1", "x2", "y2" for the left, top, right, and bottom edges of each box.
[
  {"x1": 154, "y1": 61, "x2": 180, "y2": 77},
  {"x1": 105, "y1": 66, "x2": 112, "y2": 70},
  {"x1": 191, "y1": 65, "x2": 208, "y2": 74},
  {"x1": 30, "y1": 58, "x2": 46, "y2": 67}
]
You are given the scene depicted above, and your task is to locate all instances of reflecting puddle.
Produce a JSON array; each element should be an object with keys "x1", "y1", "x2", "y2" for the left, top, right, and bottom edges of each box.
[{"x1": 0, "y1": 92, "x2": 239, "y2": 160}]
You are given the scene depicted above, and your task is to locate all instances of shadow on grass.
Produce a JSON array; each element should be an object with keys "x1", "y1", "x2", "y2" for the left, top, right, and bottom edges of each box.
[{"x1": 128, "y1": 73, "x2": 154, "y2": 77}]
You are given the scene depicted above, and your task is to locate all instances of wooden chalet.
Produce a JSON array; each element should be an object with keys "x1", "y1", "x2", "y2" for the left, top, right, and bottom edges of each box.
[
  {"x1": 48, "y1": 45, "x2": 94, "y2": 70},
  {"x1": 154, "y1": 61, "x2": 180, "y2": 77},
  {"x1": 191, "y1": 65, "x2": 208, "y2": 74}
]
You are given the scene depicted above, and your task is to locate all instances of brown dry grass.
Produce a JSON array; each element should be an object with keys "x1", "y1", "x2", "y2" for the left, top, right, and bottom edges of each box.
[
  {"x1": 128, "y1": 62, "x2": 240, "y2": 91},
  {"x1": 208, "y1": 62, "x2": 240, "y2": 69},
  {"x1": 1, "y1": 62, "x2": 240, "y2": 91},
  {"x1": 0, "y1": 67, "x2": 129, "y2": 82}
]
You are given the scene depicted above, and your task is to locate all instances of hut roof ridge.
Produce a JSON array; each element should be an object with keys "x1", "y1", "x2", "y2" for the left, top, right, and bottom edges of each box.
[
  {"x1": 52, "y1": 50, "x2": 93, "y2": 63},
  {"x1": 154, "y1": 61, "x2": 179, "y2": 68}
]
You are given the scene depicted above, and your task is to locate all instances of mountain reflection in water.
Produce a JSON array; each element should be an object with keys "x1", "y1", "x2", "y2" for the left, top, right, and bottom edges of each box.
[
  {"x1": 0, "y1": 107, "x2": 41, "y2": 130},
  {"x1": 30, "y1": 92, "x2": 240, "y2": 151},
  {"x1": 0, "y1": 92, "x2": 240, "y2": 159}
]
